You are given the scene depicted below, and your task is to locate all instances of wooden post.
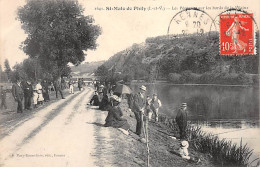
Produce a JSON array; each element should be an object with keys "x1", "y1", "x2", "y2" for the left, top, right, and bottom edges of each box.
[{"x1": 142, "y1": 114, "x2": 150, "y2": 167}]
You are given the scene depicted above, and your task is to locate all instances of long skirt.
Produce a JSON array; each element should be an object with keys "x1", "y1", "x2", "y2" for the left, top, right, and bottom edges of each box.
[{"x1": 105, "y1": 120, "x2": 130, "y2": 130}]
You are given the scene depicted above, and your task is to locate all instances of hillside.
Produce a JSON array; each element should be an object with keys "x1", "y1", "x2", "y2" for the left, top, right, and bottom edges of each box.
[
  {"x1": 71, "y1": 61, "x2": 104, "y2": 76},
  {"x1": 98, "y1": 32, "x2": 259, "y2": 84}
]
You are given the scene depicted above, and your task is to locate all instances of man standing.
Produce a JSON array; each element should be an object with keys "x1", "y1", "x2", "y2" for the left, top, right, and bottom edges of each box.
[
  {"x1": 175, "y1": 103, "x2": 188, "y2": 140},
  {"x1": 131, "y1": 85, "x2": 147, "y2": 140},
  {"x1": 0, "y1": 85, "x2": 7, "y2": 109},
  {"x1": 54, "y1": 77, "x2": 65, "y2": 99},
  {"x1": 42, "y1": 80, "x2": 50, "y2": 102},
  {"x1": 68, "y1": 78, "x2": 74, "y2": 94},
  {"x1": 23, "y1": 80, "x2": 33, "y2": 110},
  {"x1": 150, "y1": 94, "x2": 162, "y2": 122},
  {"x1": 78, "y1": 78, "x2": 82, "y2": 91},
  {"x1": 12, "y1": 79, "x2": 24, "y2": 113}
]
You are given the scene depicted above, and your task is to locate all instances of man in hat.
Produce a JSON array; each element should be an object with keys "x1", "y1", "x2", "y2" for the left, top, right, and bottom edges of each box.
[
  {"x1": 12, "y1": 79, "x2": 24, "y2": 113},
  {"x1": 150, "y1": 93, "x2": 162, "y2": 122},
  {"x1": 175, "y1": 103, "x2": 188, "y2": 140},
  {"x1": 131, "y1": 85, "x2": 147, "y2": 140}
]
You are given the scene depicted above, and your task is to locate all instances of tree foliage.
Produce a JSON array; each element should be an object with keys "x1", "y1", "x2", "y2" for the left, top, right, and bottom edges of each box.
[
  {"x1": 17, "y1": 0, "x2": 101, "y2": 79},
  {"x1": 4, "y1": 59, "x2": 12, "y2": 81}
]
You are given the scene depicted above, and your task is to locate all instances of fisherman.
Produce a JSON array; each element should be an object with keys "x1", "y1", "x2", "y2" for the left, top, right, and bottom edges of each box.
[
  {"x1": 150, "y1": 94, "x2": 162, "y2": 122},
  {"x1": 131, "y1": 85, "x2": 147, "y2": 141},
  {"x1": 175, "y1": 103, "x2": 188, "y2": 140},
  {"x1": 0, "y1": 85, "x2": 7, "y2": 109},
  {"x1": 12, "y1": 79, "x2": 24, "y2": 113},
  {"x1": 146, "y1": 95, "x2": 153, "y2": 121},
  {"x1": 104, "y1": 95, "x2": 130, "y2": 135}
]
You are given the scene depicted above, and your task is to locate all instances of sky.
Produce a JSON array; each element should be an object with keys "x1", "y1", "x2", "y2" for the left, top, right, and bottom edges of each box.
[{"x1": 0, "y1": 0, "x2": 259, "y2": 68}]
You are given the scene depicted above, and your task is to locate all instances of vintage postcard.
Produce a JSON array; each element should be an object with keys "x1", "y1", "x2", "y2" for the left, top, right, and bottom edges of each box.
[{"x1": 0, "y1": 0, "x2": 259, "y2": 167}]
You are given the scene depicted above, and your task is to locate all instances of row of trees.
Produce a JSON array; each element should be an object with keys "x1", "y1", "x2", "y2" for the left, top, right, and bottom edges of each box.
[{"x1": 1, "y1": 0, "x2": 101, "y2": 83}]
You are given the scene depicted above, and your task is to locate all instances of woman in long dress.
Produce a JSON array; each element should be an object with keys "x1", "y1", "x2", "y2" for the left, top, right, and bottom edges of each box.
[{"x1": 104, "y1": 95, "x2": 130, "y2": 135}]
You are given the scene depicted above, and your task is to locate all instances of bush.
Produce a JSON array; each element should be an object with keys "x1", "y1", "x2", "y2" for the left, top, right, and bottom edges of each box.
[
  {"x1": 168, "y1": 73, "x2": 181, "y2": 83},
  {"x1": 236, "y1": 73, "x2": 253, "y2": 85},
  {"x1": 180, "y1": 70, "x2": 200, "y2": 83},
  {"x1": 251, "y1": 74, "x2": 259, "y2": 86}
]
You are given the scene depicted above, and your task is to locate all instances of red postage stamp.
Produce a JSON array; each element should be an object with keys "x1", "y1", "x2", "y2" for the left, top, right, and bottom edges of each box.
[{"x1": 219, "y1": 13, "x2": 254, "y2": 55}]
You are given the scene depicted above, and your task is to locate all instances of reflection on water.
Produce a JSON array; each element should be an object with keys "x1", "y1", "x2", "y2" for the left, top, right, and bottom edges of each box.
[{"x1": 130, "y1": 83, "x2": 259, "y2": 123}]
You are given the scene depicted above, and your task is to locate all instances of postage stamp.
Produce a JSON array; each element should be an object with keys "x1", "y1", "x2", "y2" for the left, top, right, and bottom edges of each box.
[{"x1": 219, "y1": 13, "x2": 254, "y2": 55}]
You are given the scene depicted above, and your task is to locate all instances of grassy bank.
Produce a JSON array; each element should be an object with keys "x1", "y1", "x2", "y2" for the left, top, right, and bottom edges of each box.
[
  {"x1": 153, "y1": 113, "x2": 260, "y2": 167},
  {"x1": 118, "y1": 98, "x2": 259, "y2": 167}
]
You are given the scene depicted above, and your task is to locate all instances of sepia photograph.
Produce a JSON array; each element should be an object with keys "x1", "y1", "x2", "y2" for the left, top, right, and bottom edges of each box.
[{"x1": 0, "y1": 0, "x2": 259, "y2": 167}]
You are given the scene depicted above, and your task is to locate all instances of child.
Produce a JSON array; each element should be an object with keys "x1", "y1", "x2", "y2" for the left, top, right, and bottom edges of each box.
[{"x1": 179, "y1": 140, "x2": 200, "y2": 163}]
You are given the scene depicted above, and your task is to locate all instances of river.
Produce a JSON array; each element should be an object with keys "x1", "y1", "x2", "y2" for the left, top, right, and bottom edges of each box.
[{"x1": 130, "y1": 82, "x2": 260, "y2": 165}]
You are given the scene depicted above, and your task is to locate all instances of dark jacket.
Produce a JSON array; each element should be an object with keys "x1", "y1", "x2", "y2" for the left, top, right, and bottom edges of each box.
[
  {"x1": 176, "y1": 108, "x2": 188, "y2": 128},
  {"x1": 54, "y1": 79, "x2": 62, "y2": 90},
  {"x1": 23, "y1": 82, "x2": 33, "y2": 97},
  {"x1": 12, "y1": 83, "x2": 24, "y2": 101},
  {"x1": 90, "y1": 94, "x2": 99, "y2": 106},
  {"x1": 131, "y1": 92, "x2": 146, "y2": 113}
]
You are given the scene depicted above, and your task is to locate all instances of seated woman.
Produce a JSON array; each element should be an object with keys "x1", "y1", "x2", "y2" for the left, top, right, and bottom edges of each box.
[
  {"x1": 104, "y1": 95, "x2": 130, "y2": 135},
  {"x1": 99, "y1": 94, "x2": 110, "y2": 111},
  {"x1": 89, "y1": 91, "x2": 100, "y2": 106}
]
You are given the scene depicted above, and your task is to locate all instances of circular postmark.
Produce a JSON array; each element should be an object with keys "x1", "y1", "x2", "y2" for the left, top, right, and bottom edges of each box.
[
  {"x1": 167, "y1": 8, "x2": 217, "y2": 36},
  {"x1": 211, "y1": 8, "x2": 259, "y2": 55}
]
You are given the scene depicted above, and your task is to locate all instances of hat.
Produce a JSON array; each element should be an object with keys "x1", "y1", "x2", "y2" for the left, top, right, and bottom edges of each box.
[
  {"x1": 100, "y1": 85, "x2": 104, "y2": 88},
  {"x1": 181, "y1": 103, "x2": 187, "y2": 107},
  {"x1": 181, "y1": 140, "x2": 189, "y2": 148},
  {"x1": 153, "y1": 93, "x2": 157, "y2": 96},
  {"x1": 140, "y1": 85, "x2": 146, "y2": 91},
  {"x1": 111, "y1": 95, "x2": 121, "y2": 102}
]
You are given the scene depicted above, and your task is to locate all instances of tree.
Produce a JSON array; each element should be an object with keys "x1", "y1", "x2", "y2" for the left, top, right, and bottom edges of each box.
[
  {"x1": 4, "y1": 59, "x2": 12, "y2": 81},
  {"x1": 95, "y1": 65, "x2": 108, "y2": 77},
  {"x1": 17, "y1": 0, "x2": 101, "y2": 79}
]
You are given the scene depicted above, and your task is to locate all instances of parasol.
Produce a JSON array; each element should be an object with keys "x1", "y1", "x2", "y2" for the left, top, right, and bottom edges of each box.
[{"x1": 114, "y1": 84, "x2": 132, "y2": 94}]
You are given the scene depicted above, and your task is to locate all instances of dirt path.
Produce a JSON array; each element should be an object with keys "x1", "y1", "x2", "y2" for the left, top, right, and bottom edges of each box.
[
  {"x1": 0, "y1": 87, "x2": 214, "y2": 167},
  {"x1": 0, "y1": 87, "x2": 112, "y2": 166}
]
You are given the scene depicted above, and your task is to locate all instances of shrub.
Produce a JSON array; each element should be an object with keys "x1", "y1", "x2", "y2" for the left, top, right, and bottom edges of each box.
[
  {"x1": 198, "y1": 72, "x2": 216, "y2": 84},
  {"x1": 168, "y1": 73, "x2": 181, "y2": 83},
  {"x1": 180, "y1": 70, "x2": 200, "y2": 83},
  {"x1": 236, "y1": 73, "x2": 253, "y2": 85},
  {"x1": 251, "y1": 74, "x2": 259, "y2": 86}
]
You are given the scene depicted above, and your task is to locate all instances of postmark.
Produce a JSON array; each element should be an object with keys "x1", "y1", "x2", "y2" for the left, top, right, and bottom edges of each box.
[
  {"x1": 167, "y1": 8, "x2": 217, "y2": 36},
  {"x1": 219, "y1": 13, "x2": 254, "y2": 55}
]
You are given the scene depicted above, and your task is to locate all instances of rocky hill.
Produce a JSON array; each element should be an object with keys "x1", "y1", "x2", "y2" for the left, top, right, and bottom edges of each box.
[{"x1": 98, "y1": 32, "x2": 258, "y2": 83}]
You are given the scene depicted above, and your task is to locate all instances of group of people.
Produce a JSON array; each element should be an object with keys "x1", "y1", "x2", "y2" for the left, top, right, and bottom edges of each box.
[
  {"x1": 89, "y1": 81, "x2": 115, "y2": 110},
  {"x1": 98, "y1": 83, "x2": 197, "y2": 162},
  {"x1": 4, "y1": 77, "x2": 66, "y2": 113}
]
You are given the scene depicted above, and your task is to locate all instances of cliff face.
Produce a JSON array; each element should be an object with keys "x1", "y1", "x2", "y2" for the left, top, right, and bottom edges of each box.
[{"x1": 99, "y1": 32, "x2": 258, "y2": 81}]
